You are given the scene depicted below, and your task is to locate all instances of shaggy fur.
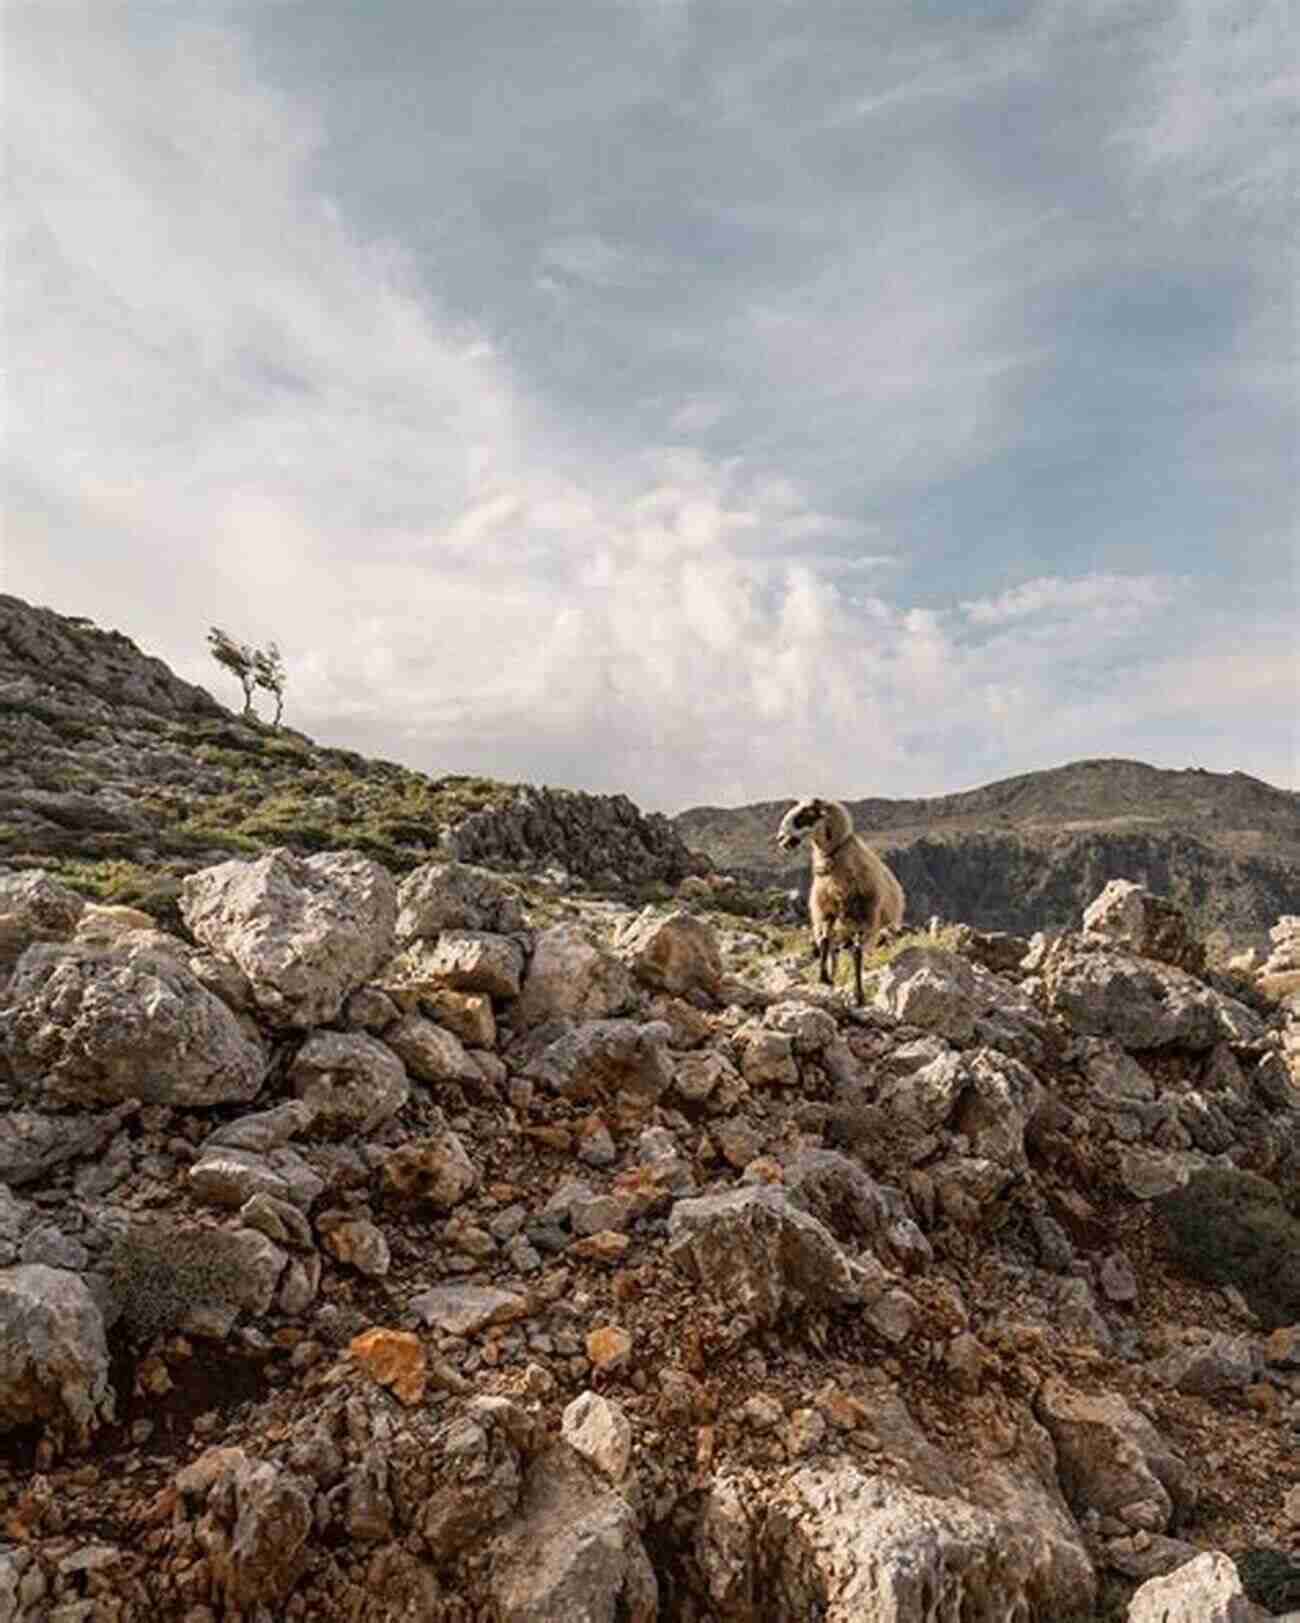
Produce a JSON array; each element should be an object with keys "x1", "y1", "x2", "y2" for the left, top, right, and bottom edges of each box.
[{"x1": 775, "y1": 796, "x2": 905, "y2": 1005}]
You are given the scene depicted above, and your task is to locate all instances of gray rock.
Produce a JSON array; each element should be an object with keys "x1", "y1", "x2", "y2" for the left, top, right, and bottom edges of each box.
[
  {"x1": 0, "y1": 1264, "x2": 114, "y2": 1443},
  {"x1": 489, "y1": 1444, "x2": 657, "y2": 1623},
  {"x1": 512, "y1": 925, "x2": 633, "y2": 1029},
  {"x1": 396, "y1": 860, "x2": 526, "y2": 941},
  {"x1": 667, "y1": 1185, "x2": 886, "y2": 1341},
  {"x1": 1037, "y1": 1377, "x2": 1194, "y2": 1532},
  {"x1": 188, "y1": 1147, "x2": 323, "y2": 1212},
  {"x1": 1150, "y1": 1335, "x2": 1258, "y2": 1396},
  {"x1": 180, "y1": 847, "x2": 398, "y2": 1027},
  {"x1": 383, "y1": 1013, "x2": 482, "y2": 1088},
  {"x1": 525, "y1": 1019, "x2": 673, "y2": 1103},
  {"x1": 783, "y1": 1150, "x2": 932, "y2": 1273},
  {"x1": 1045, "y1": 944, "x2": 1265, "y2": 1050},
  {"x1": 173, "y1": 1448, "x2": 312, "y2": 1612},
  {"x1": 105, "y1": 1220, "x2": 288, "y2": 1339},
  {"x1": 288, "y1": 1030, "x2": 409, "y2": 1137},
  {"x1": 380, "y1": 1133, "x2": 478, "y2": 1208},
  {"x1": 2, "y1": 941, "x2": 266, "y2": 1108},
  {"x1": 409, "y1": 1284, "x2": 528, "y2": 1335},
  {"x1": 617, "y1": 908, "x2": 723, "y2": 998},
  {"x1": 204, "y1": 1100, "x2": 316, "y2": 1154},
  {"x1": 1084, "y1": 880, "x2": 1206, "y2": 975},
  {"x1": 0, "y1": 1102, "x2": 136, "y2": 1187}
]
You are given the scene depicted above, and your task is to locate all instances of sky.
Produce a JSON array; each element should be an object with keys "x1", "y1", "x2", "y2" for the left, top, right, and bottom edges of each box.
[{"x1": 5, "y1": 0, "x2": 1297, "y2": 812}]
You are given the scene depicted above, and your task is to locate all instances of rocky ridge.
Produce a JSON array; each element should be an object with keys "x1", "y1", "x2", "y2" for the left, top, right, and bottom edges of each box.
[
  {"x1": 676, "y1": 761, "x2": 1300, "y2": 947},
  {"x1": 0, "y1": 594, "x2": 699, "y2": 913},
  {"x1": 1, "y1": 849, "x2": 1299, "y2": 1621}
]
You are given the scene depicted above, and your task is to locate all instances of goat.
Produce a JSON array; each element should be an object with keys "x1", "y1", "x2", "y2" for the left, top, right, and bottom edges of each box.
[{"x1": 774, "y1": 797, "x2": 905, "y2": 1006}]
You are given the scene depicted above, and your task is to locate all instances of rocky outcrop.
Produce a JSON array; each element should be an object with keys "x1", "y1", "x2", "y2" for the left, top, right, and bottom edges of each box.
[
  {"x1": 449, "y1": 784, "x2": 703, "y2": 887},
  {"x1": 0, "y1": 842, "x2": 1297, "y2": 1620}
]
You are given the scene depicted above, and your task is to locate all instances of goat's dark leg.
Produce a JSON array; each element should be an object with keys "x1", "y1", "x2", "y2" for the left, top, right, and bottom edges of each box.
[
  {"x1": 852, "y1": 937, "x2": 865, "y2": 1006},
  {"x1": 818, "y1": 931, "x2": 834, "y2": 985}
]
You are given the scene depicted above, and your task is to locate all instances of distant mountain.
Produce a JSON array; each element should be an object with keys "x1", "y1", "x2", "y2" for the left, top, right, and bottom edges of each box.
[{"x1": 674, "y1": 760, "x2": 1300, "y2": 946}]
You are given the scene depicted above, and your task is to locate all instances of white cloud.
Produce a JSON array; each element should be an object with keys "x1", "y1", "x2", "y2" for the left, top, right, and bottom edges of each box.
[{"x1": 5, "y1": 3, "x2": 1295, "y2": 814}]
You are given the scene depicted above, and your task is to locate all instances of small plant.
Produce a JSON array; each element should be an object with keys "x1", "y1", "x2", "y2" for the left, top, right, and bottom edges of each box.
[
  {"x1": 1155, "y1": 1167, "x2": 1300, "y2": 1329},
  {"x1": 106, "y1": 1220, "x2": 254, "y2": 1340}
]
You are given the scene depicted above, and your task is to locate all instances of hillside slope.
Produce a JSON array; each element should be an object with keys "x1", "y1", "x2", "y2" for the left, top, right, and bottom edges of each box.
[
  {"x1": 676, "y1": 761, "x2": 1300, "y2": 945},
  {"x1": 0, "y1": 594, "x2": 696, "y2": 914}
]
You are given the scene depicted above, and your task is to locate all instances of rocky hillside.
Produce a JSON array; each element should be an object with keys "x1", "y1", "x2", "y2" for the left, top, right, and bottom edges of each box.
[
  {"x1": 0, "y1": 594, "x2": 698, "y2": 918},
  {"x1": 676, "y1": 762, "x2": 1300, "y2": 947},
  {"x1": 1, "y1": 843, "x2": 1299, "y2": 1620}
]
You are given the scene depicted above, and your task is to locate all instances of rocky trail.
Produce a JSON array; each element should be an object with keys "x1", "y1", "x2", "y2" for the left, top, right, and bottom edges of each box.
[{"x1": 0, "y1": 842, "x2": 1299, "y2": 1621}]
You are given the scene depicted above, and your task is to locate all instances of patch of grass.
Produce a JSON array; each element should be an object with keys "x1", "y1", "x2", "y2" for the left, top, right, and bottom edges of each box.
[{"x1": 1155, "y1": 1167, "x2": 1300, "y2": 1329}]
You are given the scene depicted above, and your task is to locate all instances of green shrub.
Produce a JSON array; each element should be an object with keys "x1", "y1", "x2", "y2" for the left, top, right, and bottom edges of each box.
[
  {"x1": 1235, "y1": 1549, "x2": 1300, "y2": 1614},
  {"x1": 106, "y1": 1221, "x2": 255, "y2": 1340},
  {"x1": 1155, "y1": 1168, "x2": 1300, "y2": 1329}
]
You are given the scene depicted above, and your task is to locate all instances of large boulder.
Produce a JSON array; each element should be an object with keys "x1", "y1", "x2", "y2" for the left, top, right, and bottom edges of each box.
[
  {"x1": 180, "y1": 848, "x2": 398, "y2": 1027},
  {"x1": 667, "y1": 1186, "x2": 886, "y2": 1342},
  {"x1": 750, "y1": 1460, "x2": 1094, "y2": 1623},
  {"x1": 381, "y1": 931, "x2": 525, "y2": 1001},
  {"x1": 1083, "y1": 880, "x2": 1206, "y2": 975},
  {"x1": 1044, "y1": 943, "x2": 1265, "y2": 1051},
  {"x1": 512, "y1": 925, "x2": 633, "y2": 1029},
  {"x1": 1, "y1": 940, "x2": 266, "y2": 1107},
  {"x1": 0, "y1": 1264, "x2": 114, "y2": 1444}
]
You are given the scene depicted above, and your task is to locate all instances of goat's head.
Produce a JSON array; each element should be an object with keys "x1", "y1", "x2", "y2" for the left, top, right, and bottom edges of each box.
[{"x1": 775, "y1": 797, "x2": 826, "y2": 851}]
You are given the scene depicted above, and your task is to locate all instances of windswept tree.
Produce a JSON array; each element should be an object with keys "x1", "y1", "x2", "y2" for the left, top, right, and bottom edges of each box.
[
  {"x1": 207, "y1": 627, "x2": 257, "y2": 717},
  {"x1": 252, "y1": 641, "x2": 287, "y2": 727}
]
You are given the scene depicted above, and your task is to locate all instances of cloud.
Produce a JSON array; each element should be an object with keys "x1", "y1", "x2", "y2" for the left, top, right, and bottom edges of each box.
[{"x1": 5, "y1": 2, "x2": 1295, "y2": 815}]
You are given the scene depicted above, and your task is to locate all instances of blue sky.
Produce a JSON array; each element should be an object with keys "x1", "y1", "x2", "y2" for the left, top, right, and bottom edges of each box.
[{"x1": 6, "y1": 0, "x2": 1296, "y2": 810}]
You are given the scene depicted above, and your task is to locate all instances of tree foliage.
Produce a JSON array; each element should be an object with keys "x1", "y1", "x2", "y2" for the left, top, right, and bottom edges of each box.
[{"x1": 207, "y1": 627, "x2": 287, "y2": 725}]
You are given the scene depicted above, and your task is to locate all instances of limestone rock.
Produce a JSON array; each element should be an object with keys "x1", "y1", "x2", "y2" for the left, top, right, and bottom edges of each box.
[
  {"x1": 525, "y1": 1019, "x2": 673, "y2": 1102},
  {"x1": 396, "y1": 860, "x2": 526, "y2": 941},
  {"x1": 203, "y1": 1099, "x2": 316, "y2": 1153},
  {"x1": 1045, "y1": 943, "x2": 1265, "y2": 1050},
  {"x1": 321, "y1": 1218, "x2": 391, "y2": 1278},
  {"x1": 489, "y1": 1444, "x2": 658, "y2": 1623},
  {"x1": 384, "y1": 1011, "x2": 481, "y2": 1088},
  {"x1": 562, "y1": 1390, "x2": 634, "y2": 1482},
  {"x1": 672, "y1": 1049, "x2": 746, "y2": 1111},
  {"x1": 174, "y1": 1447, "x2": 312, "y2": 1613},
  {"x1": 667, "y1": 1185, "x2": 886, "y2": 1341},
  {"x1": 179, "y1": 847, "x2": 398, "y2": 1027},
  {"x1": 380, "y1": 1133, "x2": 478, "y2": 1208},
  {"x1": 288, "y1": 1030, "x2": 409, "y2": 1137},
  {"x1": 420, "y1": 1397, "x2": 533, "y2": 1563},
  {"x1": 1084, "y1": 879, "x2": 1206, "y2": 975},
  {"x1": 384, "y1": 931, "x2": 524, "y2": 1000},
  {"x1": 409, "y1": 1284, "x2": 528, "y2": 1336},
  {"x1": 513, "y1": 925, "x2": 633, "y2": 1028},
  {"x1": 617, "y1": 907, "x2": 723, "y2": 998},
  {"x1": 1128, "y1": 1551, "x2": 1263, "y2": 1623},
  {"x1": 757, "y1": 1459, "x2": 1095, "y2": 1623},
  {"x1": 105, "y1": 1220, "x2": 288, "y2": 1339},
  {"x1": 420, "y1": 988, "x2": 497, "y2": 1048},
  {"x1": 739, "y1": 1026, "x2": 799, "y2": 1088},
  {"x1": 1037, "y1": 1377, "x2": 1194, "y2": 1531},
  {"x1": 0, "y1": 1264, "x2": 114, "y2": 1443},
  {"x1": 764, "y1": 1000, "x2": 838, "y2": 1053},
  {"x1": 1150, "y1": 1335, "x2": 1258, "y2": 1396},
  {"x1": 2, "y1": 940, "x2": 266, "y2": 1108},
  {"x1": 0, "y1": 869, "x2": 84, "y2": 978}
]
